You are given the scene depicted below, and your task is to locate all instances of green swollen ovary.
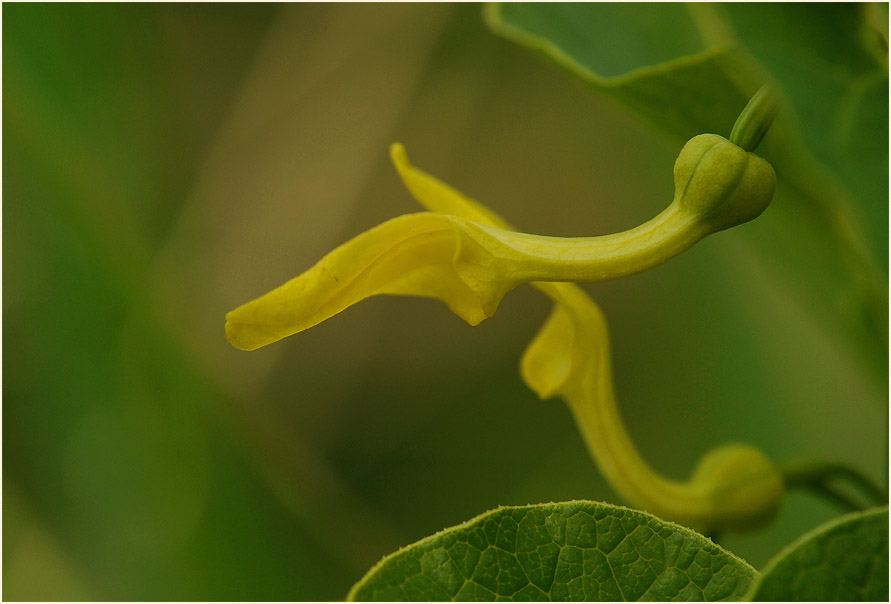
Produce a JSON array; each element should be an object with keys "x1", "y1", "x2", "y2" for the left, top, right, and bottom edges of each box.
[{"x1": 674, "y1": 134, "x2": 776, "y2": 232}]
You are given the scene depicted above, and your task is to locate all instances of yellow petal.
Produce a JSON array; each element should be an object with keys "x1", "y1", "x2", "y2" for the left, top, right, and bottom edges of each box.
[
  {"x1": 518, "y1": 304, "x2": 574, "y2": 399},
  {"x1": 225, "y1": 212, "x2": 527, "y2": 351},
  {"x1": 389, "y1": 143, "x2": 512, "y2": 229},
  {"x1": 519, "y1": 282, "x2": 596, "y2": 399}
]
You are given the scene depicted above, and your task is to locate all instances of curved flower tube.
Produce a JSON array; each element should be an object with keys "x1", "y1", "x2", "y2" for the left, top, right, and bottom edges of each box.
[
  {"x1": 225, "y1": 134, "x2": 774, "y2": 351},
  {"x1": 389, "y1": 144, "x2": 783, "y2": 532},
  {"x1": 521, "y1": 284, "x2": 783, "y2": 532}
]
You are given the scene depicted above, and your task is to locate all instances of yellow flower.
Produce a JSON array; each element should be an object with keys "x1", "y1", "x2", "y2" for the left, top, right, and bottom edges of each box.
[
  {"x1": 224, "y1": 136, "x2": 781, "y2": 532},
  {"x1": 225, "y1": 135, "x2": 774, "y2": 351}
]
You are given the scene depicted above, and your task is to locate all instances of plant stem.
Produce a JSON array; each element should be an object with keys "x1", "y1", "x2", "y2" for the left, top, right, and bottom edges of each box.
[
  {"x1": 781, "y1": 459, "x2": 888, "y2": 511},
  {"x1": 730, "y1": 84, "x2": 780, "y2": 152}
]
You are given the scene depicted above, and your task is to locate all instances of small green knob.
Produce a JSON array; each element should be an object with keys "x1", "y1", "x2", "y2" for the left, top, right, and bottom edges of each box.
[
  {"x1": 690, "y1": 444, "x2": 784, "y2": 531},
  {"x1": 674, "y1": 134, "x2": 776, "y2": 233}
]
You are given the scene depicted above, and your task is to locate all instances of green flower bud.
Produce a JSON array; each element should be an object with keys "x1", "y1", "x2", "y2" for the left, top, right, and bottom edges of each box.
[{"x1": 674, "y1": 134, "x2": 776, "y2": 233}]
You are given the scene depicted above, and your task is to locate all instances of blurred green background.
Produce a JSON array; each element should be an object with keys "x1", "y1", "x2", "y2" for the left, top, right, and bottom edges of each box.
[{"x1": 3, "y1": 3, "x2": 886, "y2": 601}]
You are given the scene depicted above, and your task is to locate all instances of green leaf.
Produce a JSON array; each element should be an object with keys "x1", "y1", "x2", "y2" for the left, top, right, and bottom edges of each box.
[
  {"x1": 348, "y1": 501, "x2": 755, "y2": 601},
  {"x1": 746, "y1": 507, "x2": 889, "y2": 601},
  {"x1": 485, "y1": 3, "x2": 888, "y2": 383},
  {"x1": 484, "y1": 3, "x2": 750, "y2": 141}
]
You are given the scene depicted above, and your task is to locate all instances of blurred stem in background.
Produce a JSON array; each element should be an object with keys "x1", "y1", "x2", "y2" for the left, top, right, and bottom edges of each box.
[{"x1": 782, "y1": 460, "x2": 888, "y2": 512}]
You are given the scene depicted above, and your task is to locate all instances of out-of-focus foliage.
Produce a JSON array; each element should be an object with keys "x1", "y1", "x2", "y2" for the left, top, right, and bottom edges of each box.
[
  {"x1": 3, "y1": 4, "x2": 887, "y2": 601},
  {"x1": 746, "y1": 507, "x2": 889, "y2": 601}
]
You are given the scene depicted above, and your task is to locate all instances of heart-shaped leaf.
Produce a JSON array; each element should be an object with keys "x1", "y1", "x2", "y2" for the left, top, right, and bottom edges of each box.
[{"x1": 348, "y1": 501, "x2": 755, "y2": 601}]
